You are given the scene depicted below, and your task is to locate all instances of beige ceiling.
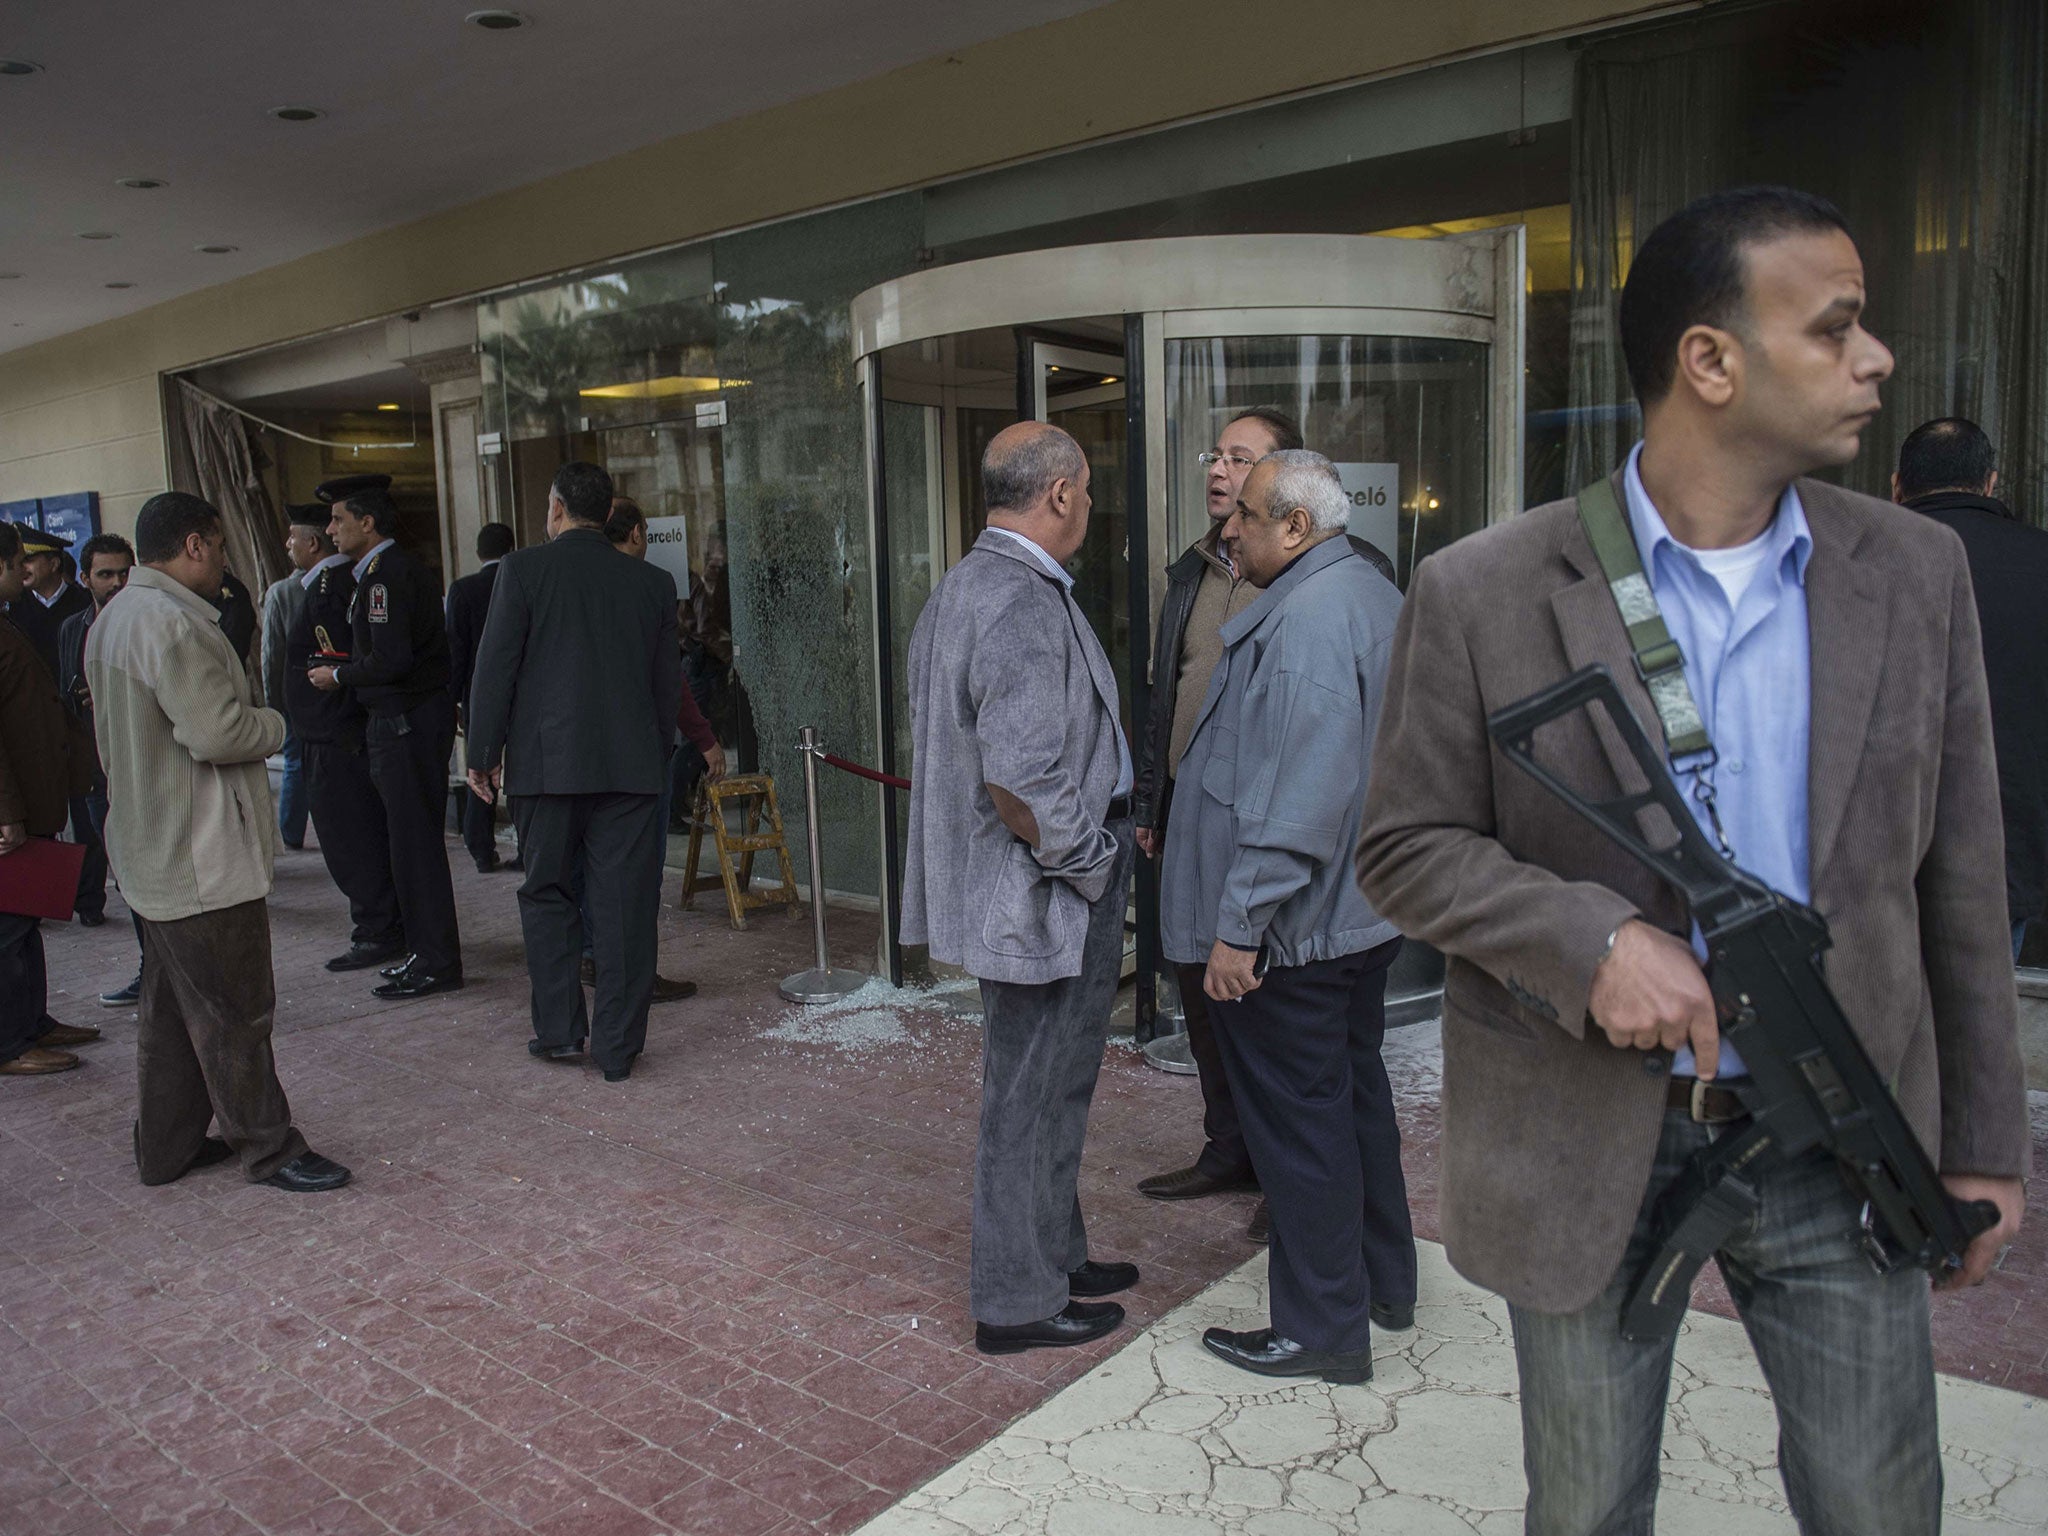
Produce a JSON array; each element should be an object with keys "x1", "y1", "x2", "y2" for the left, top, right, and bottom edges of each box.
[{"x1": 0, "y1": 0, "x2": 1114, "y2": 355}]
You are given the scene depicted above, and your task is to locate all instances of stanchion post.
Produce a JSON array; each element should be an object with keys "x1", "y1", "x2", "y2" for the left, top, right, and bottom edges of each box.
[{"x1": 779, "y1": 726, "x2": 870, "y2": 1004}]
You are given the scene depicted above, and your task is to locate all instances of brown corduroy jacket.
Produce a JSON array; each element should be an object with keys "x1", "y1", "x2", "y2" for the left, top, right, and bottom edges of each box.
[
  {"x1": 1356, "y1": 472, "x2": 2031, "y2": 1314},
  {"x1": 0, "y1": 612, "x2": 90, "y2": 836}
]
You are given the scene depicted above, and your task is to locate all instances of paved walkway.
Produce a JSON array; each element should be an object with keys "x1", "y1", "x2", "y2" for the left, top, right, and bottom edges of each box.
[
  {"x1": 4, "y1": 832, "x2": 2045, "y2": 1536},
  {"x1": 855, "y1": 1243, "x2": 2048, "y2": 1536}
]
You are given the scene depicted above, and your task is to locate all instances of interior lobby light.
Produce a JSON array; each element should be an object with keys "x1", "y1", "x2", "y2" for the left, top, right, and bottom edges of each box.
[
  {"x1": 577, "y1": 375, "x2": 747, "y2": 400},
  {"x1": 376, "y1": 402, "x2": 402, "y2": 411}
]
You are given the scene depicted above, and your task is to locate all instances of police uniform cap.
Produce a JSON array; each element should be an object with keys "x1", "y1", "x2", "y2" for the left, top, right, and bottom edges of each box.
[
  {"x1": 11, "y1": 524, "x2": 65, "y2": 556},
  {"x1": 314, "y1": 473, "x2": 393, "y2": 506},
  {"x1": 287, "y1": 502, "x2": 330, "y2": 529}
]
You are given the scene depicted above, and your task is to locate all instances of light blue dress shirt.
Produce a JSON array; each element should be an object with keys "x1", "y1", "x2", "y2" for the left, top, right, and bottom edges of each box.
[
  {"x1": 1621, "y1": 443, "x2": 1814, "y2": 1079},
  {"x1": 986, "y1": 526, "x2": 1133, "y2": 797},
  {"x1": 351, "y1": 536, "x2": 396, "y2": 583}
]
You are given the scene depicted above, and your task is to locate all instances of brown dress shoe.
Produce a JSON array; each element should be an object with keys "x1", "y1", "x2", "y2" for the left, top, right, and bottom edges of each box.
[
  {"x1": 1136, "y1": 1164, "x2": 1260, "y2": 1201},
  {"x1": 38, "y1": 1022, "x2": 101, "y2": 1047},
  {"x1": 649, "y1": 975, "x2": 698, "y2": 1003},
  {"x1": 2, "y1": 1047, "x2": 81, "y2": 1076}
]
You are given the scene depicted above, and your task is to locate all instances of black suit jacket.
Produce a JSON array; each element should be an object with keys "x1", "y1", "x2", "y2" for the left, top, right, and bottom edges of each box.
[
  {"x1": 465, "y1": 526, "x2": 682, "y2": 797},
  {"x1": 1907, "y1": 491, "x2": 2048, "y2": 922},
  {"x1": 444, "y1": 561, "x2": 501, "y2": 717}
]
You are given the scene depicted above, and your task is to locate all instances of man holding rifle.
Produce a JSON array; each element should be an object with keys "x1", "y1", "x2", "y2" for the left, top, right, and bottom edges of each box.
[{"x1": 1357, "y1": 186, "x2": 2027, "y2": 1535}]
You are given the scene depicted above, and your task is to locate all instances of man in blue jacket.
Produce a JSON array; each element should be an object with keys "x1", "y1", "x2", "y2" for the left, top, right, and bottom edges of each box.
[{"x1": 1163, "y1": 449, "x2": 1415, "y2": 1384}]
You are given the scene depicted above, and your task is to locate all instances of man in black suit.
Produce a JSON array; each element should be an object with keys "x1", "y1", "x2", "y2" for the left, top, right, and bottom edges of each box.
[
  {"x1": 446, "y1": 522, "x2": 516, "y2": 873},
  {"x1": 1893, "y1": 417, "x2": 2048, "y2": 961},
  {"x1": 6, "y1": 524, "x2": 88, "y2": 680},
  {"x1": 308, "y1": 473, "x2": 463, "y2": 1000},
  {"x1": 466, "y1": 462, "x2": 682, "y2": 1082}
]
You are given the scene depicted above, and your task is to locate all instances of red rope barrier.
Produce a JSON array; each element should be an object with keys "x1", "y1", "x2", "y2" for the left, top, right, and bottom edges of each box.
[{"x1": 819, "y1": 751, "x2": 911, "y2": 791}]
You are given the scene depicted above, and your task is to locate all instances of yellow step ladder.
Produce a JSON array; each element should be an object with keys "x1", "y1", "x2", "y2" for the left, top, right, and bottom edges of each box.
[{"x1": 680, "y1": 774, "x2": 801, "y2": 930}]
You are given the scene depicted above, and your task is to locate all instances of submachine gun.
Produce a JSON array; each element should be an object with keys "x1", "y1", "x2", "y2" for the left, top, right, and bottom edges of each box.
[{"x1": 1487, "y1": 664, "x2": 2000, "y2": 1341}]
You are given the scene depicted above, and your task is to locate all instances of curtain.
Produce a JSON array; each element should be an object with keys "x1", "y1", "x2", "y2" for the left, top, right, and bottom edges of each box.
[
  {"x1": 1566, "y1": 0, "x2": 2048, "y2": 521},
  {"x1": 163, "y1": 378, "x2": 288, "y2": 591}
]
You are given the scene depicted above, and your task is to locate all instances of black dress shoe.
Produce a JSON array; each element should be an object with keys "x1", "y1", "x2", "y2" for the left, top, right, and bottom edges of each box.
[
  {"x1": 378, "y1": 952, "x2": 419, "y2": 979},
  {"x1": 77, "y1": 911, "x2": 107, "y2": 928},
  {"x1": 527, "y1": 1038, "x2": 585, "y2": 1060},
  {"x1": 373, "y1": 970, "x2": 463, "y2": 1000},
  {"x1": 1202, "y1": 1326, "x2": 1371, "y2": 1384},
  {"x1": 1246, "y1": 1199, "x2": 1271, "y2": 1245},
  {"x1": 473, "y1": 854, "x2": 501, "y2": 874},
  {"x1": 1370, "y1": 1299, "x2": 1416, "y2": 1332},
  {"x1": 264, "y1": 1152, "x2": 352, "y2": 1193},
  {"x1": 188, "y1": 1137, "x2": 236, "y2": 1173},
  {"x1": 975, "y1": 1300, "x2": 1124, "y2": 1355},
  {"x1": 1069, "y1": 1260, "x2": 1140, "y2": 1298},
  {"x1": 1136, "y1": 1164, "x2": 1260, "y2": 1201},
  {"x1": 500, "y1": 857, "x2": 523, "y2": 873},
  {"x1": 326, "y1": 939, "x2": 407, "y2": 973},
  {"x1": 602, "y1": 1065, "x2": 631, "y2": 1083}
]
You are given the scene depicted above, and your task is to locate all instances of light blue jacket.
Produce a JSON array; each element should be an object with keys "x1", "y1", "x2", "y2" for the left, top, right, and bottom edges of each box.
[{"x1": 1161, "y1": 534, "x2": 1402, "y2": 968}]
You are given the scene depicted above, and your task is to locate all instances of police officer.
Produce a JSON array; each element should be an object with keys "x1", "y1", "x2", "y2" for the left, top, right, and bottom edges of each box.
[
  {"x1": 282, "y1": 504, "x2": 406, "y2": 974},
  {"x1": 308, "y1": 474, "x2": 463, "y2": 998}
]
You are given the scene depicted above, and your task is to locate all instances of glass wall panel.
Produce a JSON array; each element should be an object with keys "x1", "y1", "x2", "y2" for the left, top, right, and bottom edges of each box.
[
  {"x1": 1165, "y1": 335, "x2": 1491, "y2": 587},
  {"x1": 709, "y1": 194, "x2": 925, "y2": 897}
]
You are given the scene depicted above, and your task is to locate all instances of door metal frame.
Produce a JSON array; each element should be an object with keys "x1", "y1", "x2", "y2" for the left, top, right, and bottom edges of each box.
[{"x1": 853, "y1": 231, "x2": 1528, "y2": 985}]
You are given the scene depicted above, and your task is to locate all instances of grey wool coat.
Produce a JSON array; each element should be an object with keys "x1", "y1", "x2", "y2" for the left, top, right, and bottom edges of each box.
[
  {"x1": 901, "y1": 530, "x2": 1126, "y2": 984},
  {"x1": 1355, "y1": 472, "x2": 2031, "y2": 1314},
  {"x1": 1161, "y1": 534, "x2": 1402, "y2": 969}
]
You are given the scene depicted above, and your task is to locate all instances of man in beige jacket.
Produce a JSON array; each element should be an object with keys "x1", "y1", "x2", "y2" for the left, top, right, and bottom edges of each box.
[
  {"x1": 1358, "y1": 188, "x2": 2026, "y2": 1533},
  {"x1": 87, "y1": 492, "x2": 349, "y2": 1192}
]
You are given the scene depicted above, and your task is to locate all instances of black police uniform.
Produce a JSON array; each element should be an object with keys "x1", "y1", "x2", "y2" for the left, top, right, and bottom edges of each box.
[
  {"x1": 336, "y1": 540, "x2": 462, "y2": 980},
  {"x1": 213, "y1": 571, "x2": 258, "y2": 669},
  {"x1": 286, "y1": 559, "x2": 403, "y2": 957}
]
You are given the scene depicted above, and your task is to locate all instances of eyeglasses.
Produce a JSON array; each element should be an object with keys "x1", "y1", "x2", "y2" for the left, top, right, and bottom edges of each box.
[{"x1": 1197, "y1": 451, "x2": 1260, "y2": 471}]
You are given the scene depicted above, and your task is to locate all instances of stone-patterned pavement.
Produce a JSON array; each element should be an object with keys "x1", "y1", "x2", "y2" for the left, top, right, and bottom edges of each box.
[
  {"x1": 3, "y1": 827, "x2": 2045, "y2": 1536},
  {"x1": 856, "y1": 1243, "x2": 2048, "y2": 1536}
]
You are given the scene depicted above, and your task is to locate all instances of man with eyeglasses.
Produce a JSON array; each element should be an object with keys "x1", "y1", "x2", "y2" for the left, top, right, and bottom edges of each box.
[{"x1": 1132, "y1": 409, "x2": 1396, "y2": 1240}]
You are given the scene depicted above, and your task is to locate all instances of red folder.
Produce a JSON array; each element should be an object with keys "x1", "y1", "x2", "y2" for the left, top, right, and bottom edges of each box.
[{"x1": 0, "y1": 838, "x2": 89, "y2": 921}]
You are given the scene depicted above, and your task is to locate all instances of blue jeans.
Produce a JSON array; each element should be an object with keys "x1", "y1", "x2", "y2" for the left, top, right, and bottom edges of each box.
[
  {"x1": 277, "y1": 728, "x2": 307, "y2": 847},
  {"x1": 1512, "y1": 1105, "x2": 1939, "y2": 1536}
]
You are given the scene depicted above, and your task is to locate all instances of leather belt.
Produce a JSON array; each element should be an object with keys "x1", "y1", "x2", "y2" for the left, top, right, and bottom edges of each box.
[
  {"x1": 1106, "y1": 795, "x2": 1131, "y2": 822},
  {"x1": 1668, "y1": 1076, "x2": 1750, "y2": 1125}
]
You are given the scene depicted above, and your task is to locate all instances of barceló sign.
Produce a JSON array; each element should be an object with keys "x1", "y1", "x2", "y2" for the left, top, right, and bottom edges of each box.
[{"x1": 1334, "y1": 462, "x2": 1400, "y2": 562}]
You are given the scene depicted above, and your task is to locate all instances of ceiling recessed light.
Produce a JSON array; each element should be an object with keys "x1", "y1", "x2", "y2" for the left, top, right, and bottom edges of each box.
[
  {"x1": 0, "y1": 59, "x2": 43, "y2": 77},
  {"x1": 116, "y1": 176, "x2": 168, "y2": 190},
  {"x1": 376, "y1": 402, "x2": 402, "y2": 412},
  {"x1": 465, "y1": 10, "x2": 529, "y2": 29},
  {"x1": 196, "y1": 244, "x2": 240, "y2": 255},
  {"x1": 77, "y1": 231, "x2": 117, "y2": 240},
  {"x1": 104, "y1": 281, "x2": 135, "y2": 290},
  {"x1": 269, "y1": 106, "x2": 324, "y2": 122}
]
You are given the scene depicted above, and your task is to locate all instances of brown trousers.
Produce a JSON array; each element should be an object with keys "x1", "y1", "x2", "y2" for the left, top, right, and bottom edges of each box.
[{"x1": 135, "y1": 898, "x2": 308, "y2": 1184}]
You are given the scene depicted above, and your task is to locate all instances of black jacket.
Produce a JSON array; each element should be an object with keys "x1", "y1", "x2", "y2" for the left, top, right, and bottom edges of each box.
[
  {"x1": 1907, "y1": 490, "x2": 2048, "y2": 922},
  {"x1": 6, "y1": 581, "x2": 88, "y2": 682},
  {"x1": 444, "y1": 561, "x2": 501, "y2": 717},
  {"x1": 213, "y1": 571, "x2": 257, "y2": 668},
  {"x1": 287, "y1": 560, "x2": 370, "y2": 749},
  {"x1": 466, "y1": 526, "x2": 682, "y2": 797},
  {"x1": 1133, "y1": 530, "x2": 1395, "y2": 830},
  {"x1": 337, "y1": 542, "x2": 451, "y2": 718}
]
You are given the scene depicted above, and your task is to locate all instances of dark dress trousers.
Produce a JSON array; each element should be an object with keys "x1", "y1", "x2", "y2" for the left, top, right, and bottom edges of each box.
[
  {"x1": 336, "y1": 544, "x2": 460, "y2": 975},
  {"x1": 288, "y1": 562, "x2": 401, "y2": 947},
  {"x1": 57, "y1": 604, "x2": 108, "y2": 920},
  {"x1": 445, "y1": 560, "x2": 502, "y2": 867},
  {"x1": 467, "y1": 526, "x2": 682, "y2": 1074}
]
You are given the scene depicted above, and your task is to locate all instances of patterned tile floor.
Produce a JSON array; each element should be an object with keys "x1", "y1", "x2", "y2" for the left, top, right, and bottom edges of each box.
[{"x1": 4, "y1": 830, "x2": 2044, "y2": 1536}]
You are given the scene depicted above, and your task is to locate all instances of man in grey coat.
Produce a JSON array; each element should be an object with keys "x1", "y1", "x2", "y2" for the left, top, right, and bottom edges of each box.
[
  {"x1": 902, "y1": 421, "x2": 1140, "y2": 1356},
  {"x1": 1164, "y1": 449, "x2": 1414, "y2": 1385}
]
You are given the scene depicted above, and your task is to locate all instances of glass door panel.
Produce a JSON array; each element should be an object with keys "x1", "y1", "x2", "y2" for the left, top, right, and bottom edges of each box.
[{"x1": 1164, "y1": 334, "x2": 1489, "y2": 592}]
